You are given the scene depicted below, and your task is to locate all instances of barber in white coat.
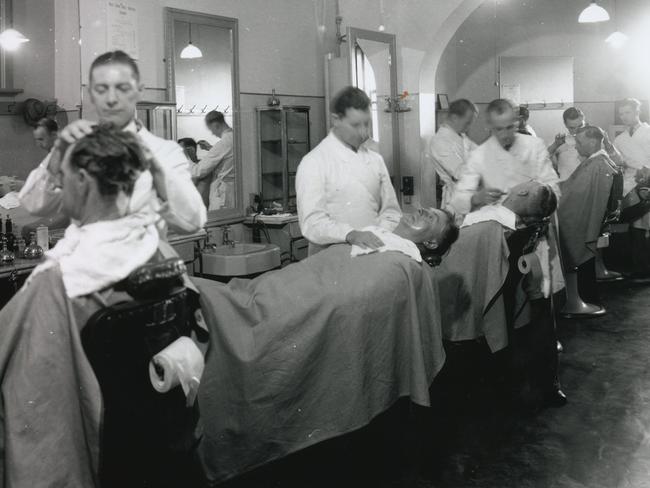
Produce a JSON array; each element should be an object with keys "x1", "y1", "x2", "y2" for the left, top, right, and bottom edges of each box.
[
  {"x1": 296, "y1": 86, "x2": 401, "y2": 255},
  {"x1": 614, "y1": 98, "x2": 650, "y2": 194},
  {"x1": 427, "y1": 98, "x2": 478, "y2": 210},
  {"x1": 19, "y1": 50, "x2": 206, "y2": 237}
]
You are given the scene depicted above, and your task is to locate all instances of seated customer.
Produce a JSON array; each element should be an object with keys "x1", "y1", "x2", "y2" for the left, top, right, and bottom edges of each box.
[
  {"x1": 193, "y1": 209, "x2": 457, "y2": 484},
  {"x1": 0, "y1": 126, "x2": 159, "y2": 487},
  {"x1": 557, "y1": 125, "x2": 622, "y2": 316},
  {"x1": 620, "y1": 167, "x2": 650, "y2": 280},
  {"x1": 436, "y1": 181, "x2": 566, "y2": 407}
]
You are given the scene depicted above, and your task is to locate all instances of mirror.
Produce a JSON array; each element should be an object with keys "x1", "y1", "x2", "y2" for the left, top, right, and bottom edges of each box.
[
  {"x1": 165, "y1": 8, "x2": 242, "y2": 224},
  {"x1": 348, "y1": 27, "x2": 401, "y2": 194},
  {"x1": 0, "y1": 0, "x2": 81, "y2": 240}
]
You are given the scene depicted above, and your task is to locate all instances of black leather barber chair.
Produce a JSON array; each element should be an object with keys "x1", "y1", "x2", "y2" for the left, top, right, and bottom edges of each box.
[{"x1": 81, "y1": 258, "x2": 205, "y2": 488}]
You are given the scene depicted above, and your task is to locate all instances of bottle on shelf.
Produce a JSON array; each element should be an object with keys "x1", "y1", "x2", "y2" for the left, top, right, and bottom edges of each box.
[
  {"x1": 24, "y1": 232, "x2": 44, "y2": 259},
  {"x1": 5, "y1": 214, "x2": 14, "y2": 252},
  {"x1": 0, "y1": 235, "x2": 15, "y2": 264}
]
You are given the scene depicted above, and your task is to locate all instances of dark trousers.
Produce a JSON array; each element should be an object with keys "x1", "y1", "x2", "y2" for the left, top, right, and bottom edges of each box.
[
  {"x1": 629, "y1": 228, "x2": 650, "y2": 276},
  {"x1": 577, "y1": 257, "x2": 599, "y2": 304}
]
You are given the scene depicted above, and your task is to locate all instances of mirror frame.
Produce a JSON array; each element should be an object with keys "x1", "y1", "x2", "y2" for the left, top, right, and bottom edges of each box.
[
  {"x1": 164, "y1": 8, "x2": 243, "y2": 225},
  {"x1": 346, "y1": 27, "x2": 401, "y2": 202}
]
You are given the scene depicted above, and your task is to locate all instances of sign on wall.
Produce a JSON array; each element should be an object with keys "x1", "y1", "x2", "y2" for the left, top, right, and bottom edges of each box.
[{"x1": 106, "y1": 1, "x2": 139, "y2": 59}]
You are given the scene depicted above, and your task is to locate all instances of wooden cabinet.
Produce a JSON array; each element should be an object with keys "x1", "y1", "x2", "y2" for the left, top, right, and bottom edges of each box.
[
  {"x1": 137, "y1": 101, "x2": 177, "y2": 140},
  {"x1": 256, "y1": 106, "x2": 310, "y2": 212}
]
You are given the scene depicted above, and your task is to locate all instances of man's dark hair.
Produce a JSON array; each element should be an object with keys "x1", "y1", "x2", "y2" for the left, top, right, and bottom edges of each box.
[
  {"x1": 89, "y1": 50, "x2": 140, "y2": 83},
  {"x1": 576, "y1": 125, "x2": 604, "y2": 144},
  {"x1": 539, "y1": 185, "x2": 558, "y2": 218},
  {"x1": 562, "y1": 107, "x2": 584, "y2": 123},
  {"x1": 519, "y1": 105, "x2": 530, "y2": 121},
  {"x1": 205, "y1": 111, "x2": 226, "y2": 126},
  {"x1": 435, "y1": 208, "x2": 460, "y2": 256},
  {"x1": 486, "y1": 98, "x2": 515, "y2": 116},
  {"x1": 177, "y1": 137, "x2": 197, "y2": 149},
  {"x1": 449, "y1": 99, "x2": 478, "y2": 118},
  {"x1": 330, "y1": 86, "x2": 371, "y2": 117},
  {"x1": 69, "y1": 124, "x2": 148, "y2": 197},
  {"x1": 619, "y1": 98, "x2": 641, "y2": 111},
  {"x1": 35, "y1": 117, "x2": 58, "y2": 134}
]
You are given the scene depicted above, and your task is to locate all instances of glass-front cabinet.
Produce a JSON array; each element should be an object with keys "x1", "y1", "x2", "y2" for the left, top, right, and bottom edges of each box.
[
  {"x1": 257, "y1": 106, "x2": 310, "y2": 212},
  {"x1": 137, "y1": 101, "x2": 177, "y2": 140}
]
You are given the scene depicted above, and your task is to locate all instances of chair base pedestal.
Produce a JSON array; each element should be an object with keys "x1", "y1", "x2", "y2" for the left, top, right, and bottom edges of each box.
[
  {"x1": 560, "y1": 271, "x2": 606, "y2": 319},
  {"x1": 595, "y1": 254, "x2": 624, "y2": 282}
]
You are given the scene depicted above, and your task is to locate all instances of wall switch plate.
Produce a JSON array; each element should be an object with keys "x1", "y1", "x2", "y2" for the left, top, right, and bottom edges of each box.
[{"x1": 402, "y1": 176, "x2": 414, "y2": 196}]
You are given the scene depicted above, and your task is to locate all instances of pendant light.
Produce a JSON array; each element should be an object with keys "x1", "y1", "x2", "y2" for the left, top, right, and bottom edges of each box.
[
  {"x1": 0, "y1": 28, "x2": 29, "y2": 51},
  {"x1": 180, "y1": 22, "x2": 202, "y2": 59},
  {"x1": 605, "y1": 0, "x2": 628, "y2": 49},
  {"x1": 578, "y1": 1, "x2": 610, "y2": 23}
]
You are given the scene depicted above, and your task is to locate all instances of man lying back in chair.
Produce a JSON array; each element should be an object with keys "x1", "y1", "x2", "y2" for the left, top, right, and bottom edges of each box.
[{"x1": 0, "y1": 125, "x2": 161, "y2": 488}]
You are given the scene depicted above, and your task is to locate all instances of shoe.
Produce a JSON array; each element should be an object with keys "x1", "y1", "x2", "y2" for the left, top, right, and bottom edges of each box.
[
  {"x1": 543, "y1": 389, "x2": 567, "y2": 408},
  {"x1": 557, "y1": 341, "x2": 563, "y2": 353}
]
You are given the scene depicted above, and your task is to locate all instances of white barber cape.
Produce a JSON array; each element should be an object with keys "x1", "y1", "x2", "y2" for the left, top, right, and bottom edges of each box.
[
  {"x1": 19, "y1": 121, "x2": 207, "y2": 237},
  {"x1": 350, "y1": 226, "x2": 422, "y2": 262},
  {"x1": 450, "y1": 133, "x2": 561, "y2": 216},
  {"x1": 190, "y1": 129, "x2": 235, "y2": 211},
  {"x1": 614, "y1": 123, "x2": 650, "y2": 193},
  {"x1": 428, "y1": 124, "x2": 477, "y2": 209},
  {"x1": 296, "y1": 132, "x2": 401, "y2": 254}
]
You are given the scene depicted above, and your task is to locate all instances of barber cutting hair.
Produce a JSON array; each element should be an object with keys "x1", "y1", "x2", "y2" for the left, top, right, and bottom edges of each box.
[
  {"x1": 296, "y1": 86, "x2": 401, "y2": 254},
  {"x1": 19, "y1": 50, "x2": 207, "y2": 237}
]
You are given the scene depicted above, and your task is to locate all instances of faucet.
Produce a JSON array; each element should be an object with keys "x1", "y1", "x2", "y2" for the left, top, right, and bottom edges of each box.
[{"x1": 222, "y1": 225, "x2": 236, "y2": 247}]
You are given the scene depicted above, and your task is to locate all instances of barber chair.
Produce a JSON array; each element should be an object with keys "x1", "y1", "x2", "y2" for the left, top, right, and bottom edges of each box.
[{"x1": 81, "y1": 258, "x2": 205, "y2": 488}]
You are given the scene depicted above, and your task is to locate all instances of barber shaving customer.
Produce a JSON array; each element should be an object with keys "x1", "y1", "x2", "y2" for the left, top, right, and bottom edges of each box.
[
  {"x1": 19, "y1": 50, "x2": 206, "y2": 237},
  {"x1": 297, "y1": 86, "x2": 402, "y2": 255}
]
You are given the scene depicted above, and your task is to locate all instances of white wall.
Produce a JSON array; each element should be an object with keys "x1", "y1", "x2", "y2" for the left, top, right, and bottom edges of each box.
[{"x1": 436, "y1": 0, "x2": 650, "y2": 145}]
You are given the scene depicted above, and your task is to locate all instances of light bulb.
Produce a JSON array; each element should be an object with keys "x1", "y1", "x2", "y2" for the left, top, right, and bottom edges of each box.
[
  {"x1": 378, "y1": 24, "x2": 385, "y2": 32},
  {"x1": 605, "y1": 31, "x2": 629, "y2": 48},
  {"x1": 578, "y1": 1, "x2": 610, "y2": 23},
  {"x1": 0, "y1": 29, "x2": 30, "y2": 51},
  {"x1": 180, "y1": 42, "x2": 202, "y2": 59}
]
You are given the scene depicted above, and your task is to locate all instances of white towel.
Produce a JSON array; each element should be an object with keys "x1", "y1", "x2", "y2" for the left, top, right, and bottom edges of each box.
[
  {"x1": 350, "y1": 226, "x2": 422, "y2": 262},
  {"x1": 462, "y1": 205, "x2": 517, "y2": 230},
  {"x1": 27, "y1": 211, "x2": 160, "y2": 298},
  {"x1": 0, "y1": 191, "x2": 20, "y2": 209}
]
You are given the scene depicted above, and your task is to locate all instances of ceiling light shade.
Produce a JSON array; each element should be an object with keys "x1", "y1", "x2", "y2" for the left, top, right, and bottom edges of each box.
[
  {"x1": 180, "y1": 42, "x2": 202, "y2": 59},
  {"x1": 0, "y1": 29, "x2": 29, "y2": 51},
  {"x1": 605, "y1": 31, "x2": 629, "y2": 48},
  {"x1": 578, "y1": 1, "x2": 610, "y2": 23}
]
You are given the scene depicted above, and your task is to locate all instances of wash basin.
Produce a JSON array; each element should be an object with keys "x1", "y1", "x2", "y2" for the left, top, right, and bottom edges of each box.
[{"x1": 201, "y1": 243, "x2": 281, "y2": 277}]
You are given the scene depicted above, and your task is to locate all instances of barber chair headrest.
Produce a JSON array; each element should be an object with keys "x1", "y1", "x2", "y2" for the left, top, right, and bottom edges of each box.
[{"x1": 115, "y1": 258, "x2": 187, "y2": 300}]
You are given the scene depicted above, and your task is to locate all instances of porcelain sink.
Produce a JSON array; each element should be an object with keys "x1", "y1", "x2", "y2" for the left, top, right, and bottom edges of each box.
[{"x1": 201, "y1": 243, "x2": 281, "y2": 277}]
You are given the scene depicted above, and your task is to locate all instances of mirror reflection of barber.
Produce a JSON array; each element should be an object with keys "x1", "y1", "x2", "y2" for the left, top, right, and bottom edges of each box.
[
  {"x1": 189, "y1": 111, "x2": 235, "y2": 211},
  {"x1": 18, "y1": 50, "x2": 207, "y2": 237}
]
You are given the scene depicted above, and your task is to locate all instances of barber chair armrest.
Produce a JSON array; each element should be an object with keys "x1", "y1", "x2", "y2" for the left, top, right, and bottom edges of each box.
[{"x1": 115, "y1": 258, "x2": 187, "y2": 300}]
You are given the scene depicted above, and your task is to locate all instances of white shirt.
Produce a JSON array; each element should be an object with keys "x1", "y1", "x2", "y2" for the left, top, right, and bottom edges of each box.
[
  {"x1": 428, "y1": 124, "x2": 477, "y2": 208},
  {"x1": 552, "y1": 134, "x2": 583, "y2": 182},
  {"x1": 190, "y1": 130, "x2": 235, "y2": 210},
  {"x1": 450, "y1": 133, "x2": 560, "y2": 216},
  {"x1": 19, "y1": 121, "x2": 207, "y2": 237},
  {"x1": 296, "y1": 132, "x2": 401, "y2": 250},
  {"x1": 614, "y1": 123, "x2": 650, "y2": 193},
  {"x1": 350, "y1": 226, "x2": 422, "y2": 262}
]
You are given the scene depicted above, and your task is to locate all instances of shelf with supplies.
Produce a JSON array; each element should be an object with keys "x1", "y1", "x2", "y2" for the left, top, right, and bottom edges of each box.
[{"x1": 257, "y1": 105, "x2": 311, "y2": 212}]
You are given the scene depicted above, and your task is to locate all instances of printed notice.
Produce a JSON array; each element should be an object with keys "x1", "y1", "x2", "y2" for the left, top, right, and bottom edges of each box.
[{"x1": 107, "y1": 1, "x2": 139, "y2": 59}]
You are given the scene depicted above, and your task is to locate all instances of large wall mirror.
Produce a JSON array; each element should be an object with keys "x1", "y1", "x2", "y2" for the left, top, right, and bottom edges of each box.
[{"x1": 165, "y1": 8, "x2": 242, "y2": 224}]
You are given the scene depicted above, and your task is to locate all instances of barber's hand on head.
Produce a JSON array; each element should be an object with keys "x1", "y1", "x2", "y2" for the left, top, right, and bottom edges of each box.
[
  {"x1": 58, "y1": 119, "x2": 97, "y2": 145},
  {"x1": 471, "y1": 186, "x2": 504, "y2": 208},
  {"x1": 197, "y1": 140, "x2": 212, "y2": 151},
  {"x1": 345, "y1": 230, "x2": 384, "y2": 250}
]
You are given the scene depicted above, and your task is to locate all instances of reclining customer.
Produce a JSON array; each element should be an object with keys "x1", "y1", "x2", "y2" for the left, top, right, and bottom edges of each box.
[
  {"x1": 0, "y1": 125, "x2": 159, "y2": 488},
  {"x1": 193, "y1": 207, "x2": 458, "y2": 484}
]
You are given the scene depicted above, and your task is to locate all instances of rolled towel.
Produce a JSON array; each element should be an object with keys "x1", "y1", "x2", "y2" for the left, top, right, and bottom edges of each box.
[{"x1": 149, "y1": 336, "x2": 204, "y2": 406}]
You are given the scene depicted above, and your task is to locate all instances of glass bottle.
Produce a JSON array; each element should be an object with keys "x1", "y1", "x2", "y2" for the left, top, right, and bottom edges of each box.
[
  {"x1": 23, "y1": 232, "x2": 44, "y2": 259},
  {"x1": 0, "y1": 236, "x2": 14, "y2": 264}
]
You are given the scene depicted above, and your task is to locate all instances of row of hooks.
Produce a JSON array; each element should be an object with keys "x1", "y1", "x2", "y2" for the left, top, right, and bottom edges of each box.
[{"x1": 176, "y1": 104, "x2": 231, "y2": 114}]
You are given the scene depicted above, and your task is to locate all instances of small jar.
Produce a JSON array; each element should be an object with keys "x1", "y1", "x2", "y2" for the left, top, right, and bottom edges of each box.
[{"x1": 23, "y1": 233, "x2": 44, "y2": 259}]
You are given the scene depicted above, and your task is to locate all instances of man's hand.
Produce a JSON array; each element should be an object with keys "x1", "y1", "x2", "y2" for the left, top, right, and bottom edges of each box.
[
  {"x1": 345, "y1": 230, "x2": 384, "y2": 250},
  {"x1": 197, "y1": 140, "x2": 212, "y2": 151},
  {"x1": 58, "y1": 119, "x2": 97, "y2": 145},
  {"x1": 471, "y1": 186, "x2": 505, "y2": 209}
]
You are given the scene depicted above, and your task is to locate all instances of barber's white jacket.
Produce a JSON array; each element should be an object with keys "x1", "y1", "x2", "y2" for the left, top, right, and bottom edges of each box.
[
  {"x1": 296, "y1": 132, "x2": 401, "y2": 253},
  {"x1": 552, "y1": 134, "x2": 583, "y2": 182},
  {"x1": 614, "y1": 123, "x2": 650, "y2": 193},
  {"x1": 450, "y1": 133, "x2": 560, "y2": 216},
  {"x1": 428, "y1": 124, "x2": 477, "y2": 209},
  {"x1": 19, "y1": 121, "x2": 207, "y2": 237},
  {"x1": 190, "y1": 129, "x2": 234, "y2": 211}
]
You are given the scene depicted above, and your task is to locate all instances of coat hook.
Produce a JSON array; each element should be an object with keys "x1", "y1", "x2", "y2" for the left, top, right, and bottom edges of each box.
[
  {"x1": 177, "y1": 104, "x2": 184, "y2": 113},
  {"x1": 201, "y1": 105, "x2": 208, "y2": 113},
  {"x1": 189, "y1": 104, "x2": 197, "y2": 114},
  {"x1": 223, "y1": 105, "x2": 230, "y2": 113}
]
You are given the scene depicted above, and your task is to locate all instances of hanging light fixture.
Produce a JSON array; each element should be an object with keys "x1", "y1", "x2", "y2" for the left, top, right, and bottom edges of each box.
[
  {"x1": 180, "y1": 22, "x2": 202, "y2": 59},
  {"x1": 605, "y1": 0, "x2": 628, "y2": 48},
  {"x1": 578, "y1": 1, "x2": 610, "y2": 23},
  {"x1": 0, "y1": 28, "x2": 29, "y2": 51},
  {"x1": 378, "y1": 0, "x2": 385, "y2": 31}
]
